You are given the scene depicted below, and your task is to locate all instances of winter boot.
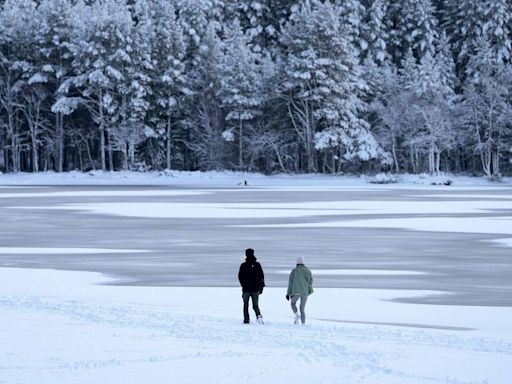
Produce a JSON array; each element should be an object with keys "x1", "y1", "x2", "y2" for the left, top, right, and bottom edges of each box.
[
  {"x1": 294, "y1": 312, "x2": 300, "y2": 325},
  {"x1": 257, "y1": 315, "x2": 264, "y2": 324}
]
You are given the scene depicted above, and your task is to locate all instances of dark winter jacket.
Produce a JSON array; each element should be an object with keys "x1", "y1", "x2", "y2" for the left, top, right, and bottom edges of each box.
[{"x1": 238, "y1": 256, "x2": 265, "y2": 292}]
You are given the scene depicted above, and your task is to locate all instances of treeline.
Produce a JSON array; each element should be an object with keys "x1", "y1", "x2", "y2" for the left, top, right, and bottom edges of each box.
[{"x1": 1, "y1": 0, "x2": 511, "y2": 177}]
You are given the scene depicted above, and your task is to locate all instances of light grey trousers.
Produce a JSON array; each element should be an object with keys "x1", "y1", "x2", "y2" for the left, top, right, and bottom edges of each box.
[{"x1": 291, "y1": 294, "x2": 308, "y2": 324}]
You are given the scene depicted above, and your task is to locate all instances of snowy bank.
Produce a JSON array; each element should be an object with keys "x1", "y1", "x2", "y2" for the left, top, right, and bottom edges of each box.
[
  {"x1": 0, "y1": 170, "x2": 511, "y2": 188},
  {"x1": 1, "y1": 268, "x2": 511, "y2": 384}
]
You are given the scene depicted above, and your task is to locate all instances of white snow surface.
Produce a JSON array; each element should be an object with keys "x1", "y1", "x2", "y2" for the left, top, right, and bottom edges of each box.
[
  {"x1": 0, "y1": 190, "x2": 208, "y2": 198},
  {"x1": 487, "y1": 238, "x2": 512, "y2": 248},
  {"x1": 1, "y1": 268, "x2": 511, "y2": 384},
  {"x1": 1, "y1": 173, "x2": 512, "y2": 383},
  {"x1": 18, "y1": 199, "x2": 512, "y2": 220},
  {"x1": 0, "y1": 170, "x2": 511, "y2": 188},
  {"x1": 277, "y1": 269, "x2": 426, "y2": 276},
  {"x1": 0, "y1": 247, "x2": 149, "y2": 254},
  {"x1": 258, "y1": 216, "x2": 512, "y2": 236}
]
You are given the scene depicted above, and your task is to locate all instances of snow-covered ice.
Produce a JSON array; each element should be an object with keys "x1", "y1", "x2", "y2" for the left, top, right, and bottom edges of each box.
[
  {"x1": 278, "y1": 269, "x2": 427, "y2": 276},
  {"x1": 1, "y1": 268, "x2": 511, "y2": 384},
  {"x1": 488, "y1": 238, "x2": 512, "y2": 248},
  {"x1": 1, "y1": 172, "x2": 512, "y2": 383},
  {"x1": 0, "y1": 190, "x2": 209, "y2": 198},
  {"x1": 260, "y1": 216, "x2": 512, "y2": 236},
  {"x1": 0, "y1": 247, "x2": 149, "y2": 254},
  {"x1": 18, "y1": 199, "x2": 512, "y2": 219}
]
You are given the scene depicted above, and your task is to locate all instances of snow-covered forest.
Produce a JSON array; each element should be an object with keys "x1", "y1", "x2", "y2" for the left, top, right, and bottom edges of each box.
[{"x1": 1, "y1": 0, "x2": 511, "y2": 177}]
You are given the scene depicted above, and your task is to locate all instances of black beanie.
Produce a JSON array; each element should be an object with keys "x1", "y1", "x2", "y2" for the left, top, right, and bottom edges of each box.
[{"x1": 245, "y1": 248, "x2": 255, "y2": 258}]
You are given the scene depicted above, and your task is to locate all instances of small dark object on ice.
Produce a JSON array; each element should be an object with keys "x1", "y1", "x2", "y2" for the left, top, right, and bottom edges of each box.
[
  {"x1": 431, "y1": 179, "x2": 452, "y2": 186},
  {"x1": 238, "y1": 180, "x2": 248, "y2": 186}
]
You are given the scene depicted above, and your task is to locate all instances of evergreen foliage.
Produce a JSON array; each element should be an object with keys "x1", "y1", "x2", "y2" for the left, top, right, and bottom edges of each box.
[{"x1": 1, "y1": 0, "x2": 512, "y2": 176}]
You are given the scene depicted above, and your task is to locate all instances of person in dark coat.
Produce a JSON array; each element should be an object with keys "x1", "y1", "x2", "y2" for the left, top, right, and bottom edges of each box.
[{"x1": 238, "y1": 248, "x2": 265, "y2": 324}]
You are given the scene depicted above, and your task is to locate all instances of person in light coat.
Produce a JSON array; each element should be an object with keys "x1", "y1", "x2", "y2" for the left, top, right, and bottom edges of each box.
[{"x1": 286, "y1": 256, "x2": 313, "y2": 325}]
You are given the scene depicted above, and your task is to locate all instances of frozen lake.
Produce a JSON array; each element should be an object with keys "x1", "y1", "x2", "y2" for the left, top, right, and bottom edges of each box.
[
  {"x1": 1, "y1": 179, "x2": 512, "y2": 384},
  {"x1": 1, "y1": 183, "x2": 511, "y2": 306}
]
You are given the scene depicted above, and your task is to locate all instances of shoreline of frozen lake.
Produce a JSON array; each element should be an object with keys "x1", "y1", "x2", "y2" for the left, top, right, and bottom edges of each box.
[{"x1": 1, "y1": 169, "x2": 511, "y2": 187}]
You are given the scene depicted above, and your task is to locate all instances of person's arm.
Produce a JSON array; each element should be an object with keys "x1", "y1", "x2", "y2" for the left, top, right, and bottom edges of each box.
[
  {"x1": 258, "y1": 263, "x2": 265, "y2": 288},
  {"x1": 238, "y1": 264, "x2": 244, "y2": 287},
  {"x1": 287, "y1": 270, "x2": 293, "y2": 297},
  {"x1": 308, "y1": 269, "x2": 314, "y2": 294}
]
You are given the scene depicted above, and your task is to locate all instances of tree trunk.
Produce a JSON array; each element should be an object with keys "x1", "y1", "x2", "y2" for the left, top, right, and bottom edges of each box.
[
  {"x1": 122, "y1": 143, "x2": 128, "y2": 170},
  {"x1": 428, "y1": 144, "x2": 435, "y2": 175},
  {"x1": 409, "y1": 145, "x2": 416, "y2": 174},
  {"x1": 481, "y1": 147, "x2": 491, "y2": 177},
  {"x1": 392, "y1": 136, "x2": 399, "y2": 173},
  {"x1": 273, "y1": 145, "x2": 286, "y2": 173},
  {"x1": 85, "y1": 138, "x2": 95, "y2": 171},
  {"x1": 12, "y1": 113, "x2": 20, "y2": 172},
  {"x1": 129, "y1": 142, "x2": 135, "y2": 169},
  {"x1": 491, "y1": 150, "x2": 500, "y2": 177},
  {"x1": 166, "y1": 115, "x2": 172, "y2": 170},
  {"x1": 107, "y1": 131, "x2": 114, "y2": 171},
  {"x1": 31, "y1": 126, "x2": 39, "y2": 173},
  {"x1": 57, "y1": 112, "x2": 64, "y2": 172},
  {"x1": 10, "y1": 134, "x2": 18, "y2": 172},
  {"x1": 99, "y1": 124, "x2": 106, "y2": 171},
  {"x1": 99, "y1": 96, "x2": 106, "y2": 171},
  {"x1": 305, "y1": 103, "x2": 316, "y2": 173},
  {"x1": 77, "y1": 144, "x2": 83, "y2": 171},
  {"x1": 239, "y1": 117, "x2": 244, "y2": 169},
  {"x1": 7, "y1": 111, "x2": 18, "y2": 172}
]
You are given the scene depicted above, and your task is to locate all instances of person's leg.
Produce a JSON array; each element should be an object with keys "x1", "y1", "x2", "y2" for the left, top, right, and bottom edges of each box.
[
  {"x1": 242, "y1": 292, "x2": 250, "y2": 323},
  {"x1": 291, "y1": 294, "x2": 299, "y2": 314},
  {"x1": 299, "y1": 294, "x2": 308, "y2": 324},
  {"x1": 250, "y1": 292, "x2": 261, "y2": 317},
  {"x1": 291, "y1": 295, "x2": 300, "y2": 324}
]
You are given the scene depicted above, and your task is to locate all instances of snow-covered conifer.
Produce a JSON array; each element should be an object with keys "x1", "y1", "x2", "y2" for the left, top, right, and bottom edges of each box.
[
  {"x1": 0, "y1": 0, "x2": 39, "y2": 172},
  {"x1": 135, "y1": 0, "x2": 187, "y2": 170},
  {"x1": 281, "y1": 0, "x2": 382, "y2": 173},
  {"x1": 388, "y1": 0, "x2": 439, "y2": 63},
  {"x1": 217, "y1": 20, "x2": 268, "y2": 169},
  {"x1": 360, "y1": 0, "x2": 390, "y2": 64},
  {"x1": 462, "y1": 37, "x2": 512, "y2": 178}
]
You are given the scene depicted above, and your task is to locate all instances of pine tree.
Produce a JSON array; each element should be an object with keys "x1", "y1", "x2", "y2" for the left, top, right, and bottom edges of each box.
[
  {"x1": 388, "y1": 0, "x2": 439, "y2": 64},
  {"x1": 35, "y1": 0, "x2": 76, "y2": 172},
  {"x1": 360, "y1": 0, "x2": 390, "y2": 64},
  {"x1": 177, "y1": 0, "x2": 225, "y2": 64},
  {"x1": 234, "y1": 0, "x2": 297, "y2": 51},
  {"x1": 185, "y1": 22, "x2": 228, "y2": 170},
  {"x1": 335, "y1": 0, "x2": 365, "y2": 58},
  {"x1": 136, "y1": 0, "x2": 187, "y2": 170},
  {"x1": 0, "y1": 0, "x2": 39, "y2": 172},
  {"x1": 217, "y1": 20, "x2": 268, "y2": 169},
  {"x1": 398, "y1": 42, "x2": 457, "y2": 174},
  {"x1": 463, "y1": 37, "x2": 512, "y2": 178},
  {"x1": 281, "y1": 0, "x2": 380, "y2": 173},
  {"x1": 479, "y1": 0, "x2": 511, "y2": 64},
  {"x1": 61, "y1": 0, "x2": 137, "y2": 171}
]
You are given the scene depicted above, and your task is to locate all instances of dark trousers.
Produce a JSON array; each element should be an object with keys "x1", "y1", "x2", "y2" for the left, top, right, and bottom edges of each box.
[{"x1": 242, "y1": 291, "x2": 261, "y2": 323}]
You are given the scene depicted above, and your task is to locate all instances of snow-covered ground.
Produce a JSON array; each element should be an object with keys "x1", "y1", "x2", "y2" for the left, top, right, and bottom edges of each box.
[
  {"x1": 1, "y1": 172, "x2": 512, "y2": 383},
  {"x1": 1, "y1": 267, "x2": 511, "y2": 384},
  {"x1": 0, "y1": 169, "x2": 511, "y2": 188}
]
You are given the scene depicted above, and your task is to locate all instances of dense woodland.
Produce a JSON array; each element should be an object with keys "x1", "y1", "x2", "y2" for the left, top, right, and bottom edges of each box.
[{"x1": 1, "y1": 0, "x2": 512, "y2": 176}]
